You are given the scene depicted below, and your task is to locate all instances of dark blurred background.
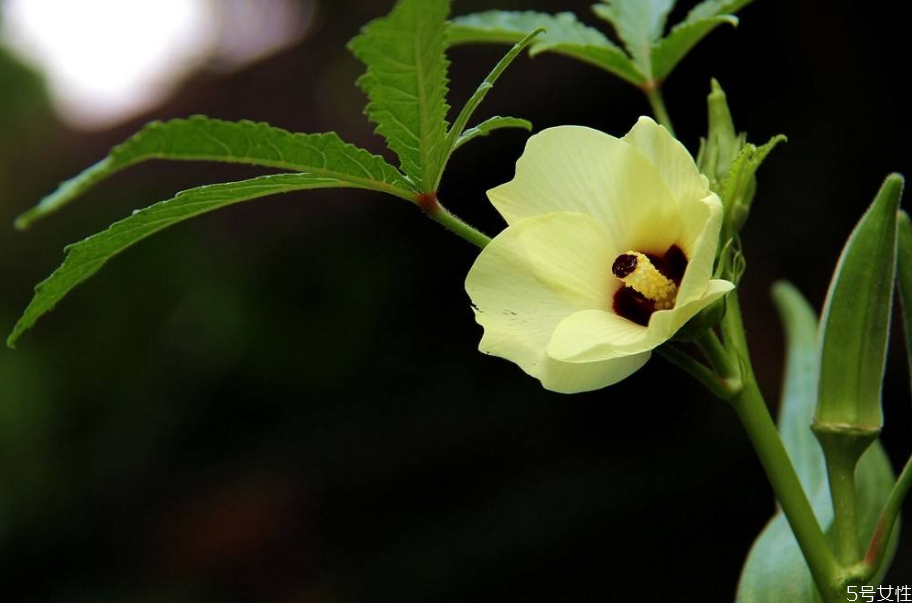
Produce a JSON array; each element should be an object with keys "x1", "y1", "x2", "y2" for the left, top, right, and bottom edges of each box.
[{"x1": 0, "y1": 0, "x2": 909, "y2": 601}]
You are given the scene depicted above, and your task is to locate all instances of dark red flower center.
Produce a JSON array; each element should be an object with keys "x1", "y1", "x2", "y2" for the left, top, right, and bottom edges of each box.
[{"x1": 612, "y1": 245, "x2": 687, "y2": 326}]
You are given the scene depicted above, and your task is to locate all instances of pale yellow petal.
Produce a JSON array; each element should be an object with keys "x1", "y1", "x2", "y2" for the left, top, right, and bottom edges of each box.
[
  {"x1": 646, "y1": 278, "x2": 735, "y2": 341},
  {"x1": 622, "y1": 116, "x2": 710, "y2": 207},
  {"x1": 465, "y1": 212, "x2": 618, "y2": 383},
  {"x1": 487, "y1": 126, "x2": 680, "y2": 254},
  {"x1": 547, "y1": 309, "x2": 657, "y2": 362},
  {"x1": 538, "y1": 352, "x2": 652, "y2": 394},
  {"x1": 547, "y1": 279, "x2": 734, "y2": 363},
  {"x1": 676, "y1": 193, "x2": 724, "y2": 306}
]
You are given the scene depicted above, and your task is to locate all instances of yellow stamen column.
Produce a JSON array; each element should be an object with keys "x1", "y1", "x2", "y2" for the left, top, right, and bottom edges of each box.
[{"x1": 611, "y1": 251, "x2": 678, "y2": 309}]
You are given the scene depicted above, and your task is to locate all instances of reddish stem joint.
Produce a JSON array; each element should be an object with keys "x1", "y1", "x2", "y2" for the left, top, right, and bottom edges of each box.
[{"x1": 417, "y1": 191, "x2": 440, "y2": 215}]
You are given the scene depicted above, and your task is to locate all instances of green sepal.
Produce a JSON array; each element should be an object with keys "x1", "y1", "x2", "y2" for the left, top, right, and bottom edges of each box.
[
  {"x1": 715, "y1": 236, "x2": 747, "y2": 285},
  {"x1": 815, "y1": 174, "x2": 903, "y2": 432},
  {"x1": 697, "y1": 79, "x2": 784, "y2": 253},
  {"x1": 697, "y1": 79, "x2": 746, "y2": 189},
  {"x1": 720, "y1": 134, "x2": 786, "y2": 240}
]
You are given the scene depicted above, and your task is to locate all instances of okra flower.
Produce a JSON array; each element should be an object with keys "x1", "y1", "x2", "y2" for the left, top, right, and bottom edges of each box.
[{"x1": 466, "y1": 117, "x2": 734, "y2": 393}]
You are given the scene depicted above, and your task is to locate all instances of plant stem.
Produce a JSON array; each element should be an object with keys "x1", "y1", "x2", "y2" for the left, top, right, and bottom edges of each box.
[
  {"x1": 731, "y1": 377, "x2": 842, "y2": 601},
  {"x1": 827, "y1": 453, "x2": 862, "y2": 565},
  {"x1": 813, "y1": 423, "x2": 876, "y2": 569},
  {"x1": 827, "y1": 464, "x2": 861, "y2": 567},
  {"x1": 720, "y1": 292, "x2": 842, "y2": 600},
  {"x1": 864, "y1": 452, "x2": 912, "y2": 578},
  {"x1": 421, "y1": 194, "x2": 491, "y2": 248},
  {"x1": 644, "y1": 84, "x2": 675, "y2": 136}
]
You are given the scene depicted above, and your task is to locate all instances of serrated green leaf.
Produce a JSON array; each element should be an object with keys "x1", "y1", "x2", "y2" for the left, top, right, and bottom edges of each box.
[
  {"x1": 8, "y1": 174, "x2": 355, "y2": 347},
  {"x1": 651, "y1": 15, "x2": 738, "y2": 81},
  {"x1": 453, "y1": 116, "x2": 532, "y2": 151},
  {"x1": 591, "y1": 0, "x2": 676, "y2": 80},
  {"x1": 440, "y1": 28, "x2": 541, "y2": 188},
  {"x1": 736, "y1": 283, "x2": 898, "y2": 601},
  {"x1": 16, "y1": 117, "x2": 415, "y2": 229},
  {"x1": 449, "y1": 11, "x2": 645, "y2": 86},
  {"x1": 348, "y1": 0, "x2": 451, "y2": 193},
  {"x1": 816, "y1": 174, "x2": 903, "y2": 430},
  {"x1": 685, "y1": 0, "x2": 757, "y2": 23}
]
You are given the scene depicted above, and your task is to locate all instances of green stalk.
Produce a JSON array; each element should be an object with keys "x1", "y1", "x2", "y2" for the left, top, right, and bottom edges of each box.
[
  {"x1": 721, "y1": 292, "x2": 842, "y2": 600},
  {"x1": 732, "y1": 378, "x2": 841, "y2": 599},
  {"x1": 813, "y1": 424, "x2": 876, "y2": 568},
  {"x1": 420, "y1": 194, "x2": 491, "y2": 248},
  {"x1": 644, "y1": 84, "x2": 675, "y2": 136},
  {"x1": 827, "y1": 454, "x2": 862, "y2": 566}
]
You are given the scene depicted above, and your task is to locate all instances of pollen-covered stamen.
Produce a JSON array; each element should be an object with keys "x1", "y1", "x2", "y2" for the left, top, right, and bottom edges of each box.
[{"x1": 612, "y1": 251, "x2": 678, "y2": 310}]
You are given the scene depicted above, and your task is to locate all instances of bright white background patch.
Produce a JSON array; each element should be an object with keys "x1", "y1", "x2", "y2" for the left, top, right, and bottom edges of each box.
[{"x1": 1, "y1": 0, "x2": 310, "y2": 130}]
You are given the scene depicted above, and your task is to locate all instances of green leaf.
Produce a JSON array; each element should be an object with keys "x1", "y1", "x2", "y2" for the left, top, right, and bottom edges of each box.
[
  {"x1": 8, "y1": 174, "x2": 355, "y2": 347},
  {"x1": 650, "y1": 15, "x2": 738, "y2": 82},
  {"x1": 685, "y1": 0, "x2": 757, "y2": 22},
  {"x1": 720, "y1": 134, "x2": 786, "y2": 240},
  {"x1": 348, "y1": 0, "x2": 451, "y2": 193},
  {"x1": 591, "y1": 0, "x2": 676, "y2": 80},
  {"x1": 16, "y1": 117, "x2": 415, "y2": 229},
  {"x1": 816, "y1": 174, "x2": 904, "y2": 430},
  {"x1": 449, "y1": 11, "x2": 645, "y2": 86},
  {"x1": 440, "y1": 28, "x2": 541, "y2": 188},
  {"x1": 736, "y1": 282, "x2": 898, "y2": 601},
  {"x1": 651, "y1": 0, "x2": 756, "y2": 83},
  {"x1": 737, "y1": 445, "x2": 896, "y2": 601},
  {"x1": 453, "y1": 116, "x2": 532, "y2": 151}
]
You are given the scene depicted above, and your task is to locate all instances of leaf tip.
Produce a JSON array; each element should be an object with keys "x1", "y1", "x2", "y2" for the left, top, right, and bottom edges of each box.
[
  {"x1": 709, "y1": 77, "x2": 724, "y2": 94},
  {"x1": 884, "y1": 172, "x2": 905, "y2": 190},
  {"x1": 770, "y1": 279, "x2": 796, "y2": 300},
  {"x1": 6, "y1": 326, "x2": 21, "y2": 350},
  {"x1": 14, "y1": 213, "x2": 33, "y2": 231},
  {"x1": 876, "y1": 173, "x2": 905, "y2": 212}
]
